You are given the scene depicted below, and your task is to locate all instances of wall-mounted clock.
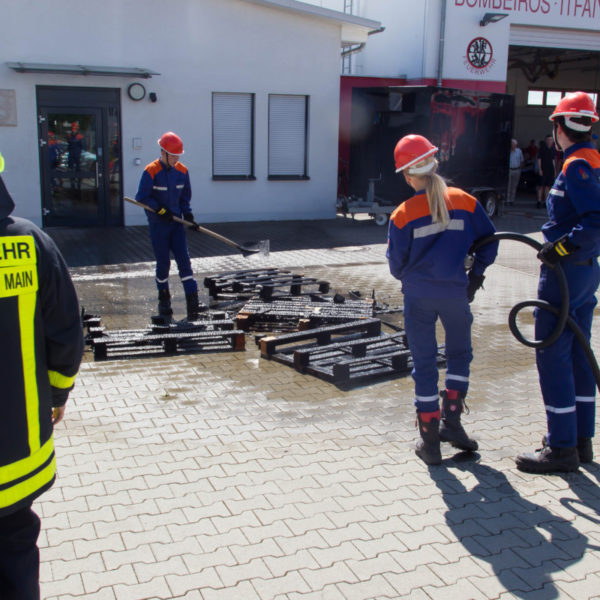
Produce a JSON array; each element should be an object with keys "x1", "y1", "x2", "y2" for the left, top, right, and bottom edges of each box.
[{"x1": 127, "y1": 82, "x2": 146, "y2": 101}]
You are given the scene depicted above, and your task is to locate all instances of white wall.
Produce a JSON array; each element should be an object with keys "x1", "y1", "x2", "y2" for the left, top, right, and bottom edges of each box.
[
  {"x1": 306, "y1": 0, "x2": 600, "y2": 86},
  {"x1": 353, "y1": 0, "x2": 435, "y2": 79},
  {"x1": 0, "y1": 0, "x2": 346, "y2": 225}
]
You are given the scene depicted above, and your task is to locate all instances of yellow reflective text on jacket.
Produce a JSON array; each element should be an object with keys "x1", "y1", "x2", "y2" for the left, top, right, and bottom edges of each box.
[{"x1": 0, "y1": 236, "x2": 38, "y2": 297}]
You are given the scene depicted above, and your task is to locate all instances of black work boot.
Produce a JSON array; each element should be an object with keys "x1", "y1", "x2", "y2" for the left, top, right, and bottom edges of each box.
[
  {"x1": 439, "y1": 391, "x2": 478, "y2": 452},
  {"x1": 577, "y1": 438, "x2": 593, "y2": 463},
  {"x1": 185, "y1": 291, "x2": 206, "y2": 321},
  {"x1": 415, "y1": 412, "x2": 442, "y2": 466},
  {"x1": 158, "y1": 289, "x2": 173, "y2": 317},
  {"x1": 542, "y1": 434, "x2": 593, "y2": 464},
  {"x1": 515, "y1": 445, "x2": 579, "y2": 473}
]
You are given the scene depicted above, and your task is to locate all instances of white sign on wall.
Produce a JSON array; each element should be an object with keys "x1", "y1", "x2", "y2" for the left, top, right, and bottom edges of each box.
[
  {"x1": 0, "y1": 90, "x2": 17, "y2": 126},
  {"x1": 453, "y1": 0, "x2": 600, "y2": 29}
]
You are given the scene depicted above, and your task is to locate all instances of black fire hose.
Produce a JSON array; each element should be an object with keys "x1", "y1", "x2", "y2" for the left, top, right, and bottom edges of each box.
[{"x1": 470, "y1": 231, "x2": 600, "y2": 391}]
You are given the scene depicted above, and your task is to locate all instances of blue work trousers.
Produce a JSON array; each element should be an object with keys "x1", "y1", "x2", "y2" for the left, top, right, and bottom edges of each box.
[
  {"x1": 403, "y1": 294, "x2": 473, "y2": 413},
  {"x1": 536, "y1": 260, "x2": 599, "y2": 447},
  {"x1": 148, "y1": 220, "x2": 197, "y2": 295}
]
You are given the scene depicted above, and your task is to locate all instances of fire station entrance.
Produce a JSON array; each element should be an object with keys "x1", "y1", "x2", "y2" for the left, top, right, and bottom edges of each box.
[{"x1": 37, "y1": 86, "x2": 122, "y2": 227}]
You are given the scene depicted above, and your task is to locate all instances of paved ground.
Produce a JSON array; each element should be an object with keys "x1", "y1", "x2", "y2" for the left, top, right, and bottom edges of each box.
[{"x1": 40, "y1": 194, "x2": 600, "y2": 600}]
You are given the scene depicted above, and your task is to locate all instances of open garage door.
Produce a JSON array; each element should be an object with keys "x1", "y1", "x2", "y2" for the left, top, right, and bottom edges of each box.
[
  {"x1": 506, "y1": 31, "x2": 600, "y2": 200},
  {"x1": 507, "y1": 45, "x2": 600, "y2": 143},
  {"x1": 510, "y1": 24, "x2": 600, "y2": 51}
]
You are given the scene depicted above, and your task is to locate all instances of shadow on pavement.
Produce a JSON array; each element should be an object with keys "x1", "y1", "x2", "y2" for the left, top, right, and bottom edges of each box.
[{"x1": 430, "y1": 459, "x2": 590, "y2": 599}]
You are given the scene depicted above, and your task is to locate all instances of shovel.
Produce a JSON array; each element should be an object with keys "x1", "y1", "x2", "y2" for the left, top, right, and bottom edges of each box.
[{"x1": 125, "y1": 197, "x2": 269, "y2": 257}]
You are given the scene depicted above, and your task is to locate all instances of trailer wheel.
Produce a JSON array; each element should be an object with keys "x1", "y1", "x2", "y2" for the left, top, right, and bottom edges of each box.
[
  {"x1": 482, "y1": 192, "x2": 497, "y2": 218},
  {"x1": 374, "y1": 213, "x2": 389, "y2": 226}
]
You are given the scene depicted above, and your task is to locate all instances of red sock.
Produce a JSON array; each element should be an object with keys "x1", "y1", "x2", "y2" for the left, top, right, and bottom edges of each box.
[{"x1": 419, "y1": 410, "x2": 441, "y2": 423}]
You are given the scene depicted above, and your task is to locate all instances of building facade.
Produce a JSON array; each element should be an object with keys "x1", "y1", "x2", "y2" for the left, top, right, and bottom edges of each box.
[
  {"x1": 312, "y1": 0, "x2": 600, "y2": 151},
  {"x1": 1, "y1": 0, "x2": 379, "y2": 227}
]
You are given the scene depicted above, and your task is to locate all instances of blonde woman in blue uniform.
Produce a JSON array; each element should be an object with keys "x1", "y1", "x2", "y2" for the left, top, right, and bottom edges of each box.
[{"x1": 387, "y1": 135, "x2": 498, "y2": 465}]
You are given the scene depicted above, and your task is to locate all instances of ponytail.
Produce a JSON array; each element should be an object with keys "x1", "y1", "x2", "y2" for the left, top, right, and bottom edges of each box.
[{"x1": 407, "y1": 158, "x2": 450, "y2": 226}]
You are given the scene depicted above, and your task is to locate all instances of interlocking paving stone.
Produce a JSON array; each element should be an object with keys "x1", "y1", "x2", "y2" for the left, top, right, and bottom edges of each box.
[{"x1": 36, "y1": 207, "x2": 600, "y2": 599}]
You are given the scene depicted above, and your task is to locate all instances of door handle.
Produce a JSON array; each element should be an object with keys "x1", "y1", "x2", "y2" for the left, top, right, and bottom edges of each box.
[{"x1": 95, "y1": 162, "x2": 99, "y2": 187}]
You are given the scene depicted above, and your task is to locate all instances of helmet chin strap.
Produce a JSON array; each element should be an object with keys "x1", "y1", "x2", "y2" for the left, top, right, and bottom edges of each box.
[{"x1": 553, "y1": 121, "x2": 562, "y2": 151}]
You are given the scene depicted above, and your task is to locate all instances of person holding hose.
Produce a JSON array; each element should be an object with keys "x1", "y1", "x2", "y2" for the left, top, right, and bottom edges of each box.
[
  {"x1": 135, "y1": 131, "x2": 204, "y2": 321},
  {"x1": 387, "y1": 134, "x2": 498, "y2": 466},
  {"x1": 516, "y1": 92, "x2": 600, "y2": 473}
]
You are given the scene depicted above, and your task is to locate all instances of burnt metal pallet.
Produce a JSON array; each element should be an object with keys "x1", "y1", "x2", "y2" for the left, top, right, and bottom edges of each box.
[
  {"x1": 259, "y1": 318, "x2": 446, "y2": 387},
  {"x1": 88, "y1": 318, "x2": 245, "y2": 361},
  {"x1": 204, "y1": 268, "x2": 330, "y2": 300},
  {"x1": 236, "y1": 296, "x2": 374, "y2": 332}
]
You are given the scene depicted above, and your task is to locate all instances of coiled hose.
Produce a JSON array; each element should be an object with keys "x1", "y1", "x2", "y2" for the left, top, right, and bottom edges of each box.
[{"x1": 470, "y1": 231, "x2": 600, "y2": 391}]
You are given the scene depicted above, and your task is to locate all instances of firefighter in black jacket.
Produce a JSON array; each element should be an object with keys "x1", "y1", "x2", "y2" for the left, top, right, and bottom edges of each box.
[{"x1": 0, "y1": 152, "x2": 84, "y2": 600}]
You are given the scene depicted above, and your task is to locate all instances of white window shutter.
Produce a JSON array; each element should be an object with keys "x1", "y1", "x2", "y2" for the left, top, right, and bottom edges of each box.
[
  {"x1": 269, "y1": 95, "x2": 307, "y2": 177},
  {"x1": 212, "y1": 93, "x2": 253, "y2": 177}
]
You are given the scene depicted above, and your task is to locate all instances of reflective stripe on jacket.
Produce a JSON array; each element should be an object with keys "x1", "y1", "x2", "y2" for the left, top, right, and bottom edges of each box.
[
  {"x1": 386, "y1": 187, "x2": 498, "y2": 298},
  {"x1": 0, "y1": 214, "x2": 83, "y2": 515},
  {"x1": 135, "y1": 159, "x2": 192, "y2": 222},
  {"x1": 542, "y1": 142, "x2": 600, "y2": 260}
]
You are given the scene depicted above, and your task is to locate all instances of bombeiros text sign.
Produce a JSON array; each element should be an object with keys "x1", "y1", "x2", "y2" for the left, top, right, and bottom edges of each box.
[{"x1": 454, "y1": 0, "x2": 600, "y2": 26}]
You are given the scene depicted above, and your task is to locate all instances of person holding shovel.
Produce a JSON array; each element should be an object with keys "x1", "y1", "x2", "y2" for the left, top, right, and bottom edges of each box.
[
  {"x1": 135, "y1": 131, "x2": 204, "y2": 321},
  {"x1": 387, "y1": 134, "x2": 498, "y2": 466}
]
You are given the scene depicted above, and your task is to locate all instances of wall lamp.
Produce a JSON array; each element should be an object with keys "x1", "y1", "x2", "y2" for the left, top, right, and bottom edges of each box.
[{"x1": 480, "y1": 12, "x2": 508, "y2": 26}]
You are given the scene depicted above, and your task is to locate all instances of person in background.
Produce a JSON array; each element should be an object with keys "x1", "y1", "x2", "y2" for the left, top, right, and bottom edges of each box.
[
  {"x1": 516, "y1": 92, "x2": 600, "y2": 473},
  {"x1": 66, "y1": 122, "x2": 85, "y2": 189},
  {"x1": 135, "y1": 131, "x2": 204, "y2": 321},
  {"x1": 507, "y1": 138, "x2": 524, "y2": 206},
  {"x1": 0, "y1": 151, "x2": 84, "y2": 599},
  {"x1": 525, "y1": 139, "x2": 538, "y2": 162},
  {"x1": 47, "y1": 131, "x2": 62, "y2": 190},
  {"x1": 387, "y1": 135, "x2": 499, "y2": 466},
  {"x1": 537, "y1": 134, "x2": 556, "y2": 208}
]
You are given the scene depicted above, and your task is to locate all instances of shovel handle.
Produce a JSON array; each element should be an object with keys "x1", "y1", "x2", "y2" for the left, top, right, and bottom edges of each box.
[{"x1": 124, "y1": 196, "x2": 260, "y2": 254}]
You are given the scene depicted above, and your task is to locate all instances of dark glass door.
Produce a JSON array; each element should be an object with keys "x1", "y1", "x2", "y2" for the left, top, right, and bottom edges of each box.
[
  {"x1": 41, "y1": 109, "x2": 102, "y2": 225},
  {"x1": 37, "y1": 87, "x2": 122, "y2": 227}
]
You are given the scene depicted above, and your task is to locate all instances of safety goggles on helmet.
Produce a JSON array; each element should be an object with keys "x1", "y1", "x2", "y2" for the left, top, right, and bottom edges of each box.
[
  {"x1": 394, "y1": 134, "x2": 438, "y2": 173},
  {"x1": 157, "y1": 131, "x2": 184, "y2": 155},
  {"x1": 549, "y1": 91, "x2": 599, "y2": 132}
]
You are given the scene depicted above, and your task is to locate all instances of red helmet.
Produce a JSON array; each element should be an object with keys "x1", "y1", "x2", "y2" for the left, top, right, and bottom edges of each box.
[
  {"x1": 394, "y1": 134, "x2": 438, "y2": 173},
  {"x1": 549, "y1": 92, "x2": 599, "y2": 131},
  {"x1": 158, "y1": 131, "x2": 184, "y2": 155}
]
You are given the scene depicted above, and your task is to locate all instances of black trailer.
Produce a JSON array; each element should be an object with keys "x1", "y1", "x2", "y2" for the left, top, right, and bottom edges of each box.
[{"x1": 338, "y1": 85, "x2": 514, "y2": 224}]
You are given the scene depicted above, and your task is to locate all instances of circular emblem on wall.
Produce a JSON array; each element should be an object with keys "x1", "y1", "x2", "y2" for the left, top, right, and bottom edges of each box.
[{"x1": 466, "y1": 37, "x2": 493, "y2": 70}]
